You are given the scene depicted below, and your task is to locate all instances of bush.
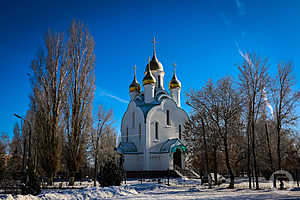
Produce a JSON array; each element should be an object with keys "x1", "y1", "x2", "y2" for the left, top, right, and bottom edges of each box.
[
  {"x1": 261, "y1": 169, "x2": 273, "y2": 180},
  {"x1": 97, "y1": 159, "x2": 124, "y2": 187},
  {"x1": 21, "y1": 171, "x2": 41, "y2": 195}
]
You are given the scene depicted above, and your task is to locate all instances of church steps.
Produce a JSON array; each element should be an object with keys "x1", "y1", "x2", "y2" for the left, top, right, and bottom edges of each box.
[{"x1": 174, "y1": 165, "x2": 201, "y2": 179}]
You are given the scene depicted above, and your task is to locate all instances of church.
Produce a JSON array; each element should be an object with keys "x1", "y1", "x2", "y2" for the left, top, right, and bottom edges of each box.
[{"x1": 116, "y1": 38, "x2": 189, "y2": 172}]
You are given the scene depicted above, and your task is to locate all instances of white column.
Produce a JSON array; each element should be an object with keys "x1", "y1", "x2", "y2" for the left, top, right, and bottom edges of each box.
[
  {"x1": 153, "y1": 71, "x2": 165, "y2": 90},
  {"x1": 144, "y1": 84, "x2": 155, "y2": 103},
  {"x1": 170, "y1": 88, "x2": 181, "y2": 107}
]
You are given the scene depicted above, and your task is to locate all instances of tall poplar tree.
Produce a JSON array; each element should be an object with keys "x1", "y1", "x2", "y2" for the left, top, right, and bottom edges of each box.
[
  {"x1": 64, "y1": 21, "x2": 96, "y2": 185},
  {"x1": 30, "y1": 30, "x2": 67, "y2": 185}
]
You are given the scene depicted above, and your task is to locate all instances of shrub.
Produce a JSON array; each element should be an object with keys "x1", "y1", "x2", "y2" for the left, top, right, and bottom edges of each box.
[
  {"x1": 22, "y1": 171, "x2": 41, "y2": 195},
  {"x1": 97, "y1": 159, "x2": 124, "y2": 187}
]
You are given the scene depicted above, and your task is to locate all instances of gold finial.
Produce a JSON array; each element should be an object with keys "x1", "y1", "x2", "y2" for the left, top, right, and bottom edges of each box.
[
  {"x1": 129, "y1": 64, "x2": 141, "y2": 93},
  {"x1": 134, "y1": 65, "x2": 137, "y2": 77},
  {"x1": 169, "y1": 63, "x2": 181, "y2": 90},
  {"x1": 173, "y1": 63, "x2": 176, "y2": 75},
  {"x1": 152, "y1": 37, "x2": 157, "y2": 56}
]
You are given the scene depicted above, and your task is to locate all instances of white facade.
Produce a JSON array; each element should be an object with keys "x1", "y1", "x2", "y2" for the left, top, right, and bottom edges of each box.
[{"x1": 117, "y1": 44, "x2": 188, "y2": 172}]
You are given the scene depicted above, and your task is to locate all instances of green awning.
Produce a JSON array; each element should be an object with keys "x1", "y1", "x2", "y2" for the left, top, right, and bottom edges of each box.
[
  {"x1": 171, "y1": 144, "x2": 186, "y2": 153},
  {"x1": 160, "y1": 138, "x2": 187, "y2": 153}
]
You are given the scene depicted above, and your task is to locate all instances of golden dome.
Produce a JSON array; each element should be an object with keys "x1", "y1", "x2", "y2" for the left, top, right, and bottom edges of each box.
[
  {"x1": 143, "y1": 57, "x2": 156, "y2": 86},
  {"x1": 129, "y1": 65, "x2": 141, "y2": 93},
  {"x1": 169, "y1": 64, "x2": 181, "y2": 90},
  {"x1": 145, "y1": 55, "x2": 164, "y2": 72},
  {"x1": 145, "y1": 37, "x2": 164, "y2": 73}
]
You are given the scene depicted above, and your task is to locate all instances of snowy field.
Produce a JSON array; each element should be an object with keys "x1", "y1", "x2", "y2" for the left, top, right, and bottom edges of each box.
[{"x1": 1, "y1": 178, "x2": 300, "y2": 200}]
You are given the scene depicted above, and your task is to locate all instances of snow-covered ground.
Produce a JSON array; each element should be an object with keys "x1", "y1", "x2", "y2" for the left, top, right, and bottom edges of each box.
[{"x1": 1, "y1": 178, "x2": 300, "y2": 200}]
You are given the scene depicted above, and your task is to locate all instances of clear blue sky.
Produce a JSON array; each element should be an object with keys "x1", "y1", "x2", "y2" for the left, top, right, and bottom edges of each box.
[{"x1": 1, "y1": 0, "x2": 300, "y2": 137}]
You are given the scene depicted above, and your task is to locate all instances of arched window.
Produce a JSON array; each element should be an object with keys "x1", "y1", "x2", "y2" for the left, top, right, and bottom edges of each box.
[
  {"x1": 158, "y1": 75, "x2": 161, "y2": 88},
  {"x1": 139, "y1": 123, "x2": 141, "y2": 141},
  {"x1": 126, "y1": 127, "x2": 128, "y2": 142},
  {"x1": 132, "y1": 112, "x2": 135, "y2": 128},
  {"x1": 155, "y1": 122, "x2": 159, "y2": 140},
  {"x1": 179, "y1": 124, "x2": 182, "y2": 139},
  {"x1": 166, "y1": 110, "x2": 170, "y2": 126}
]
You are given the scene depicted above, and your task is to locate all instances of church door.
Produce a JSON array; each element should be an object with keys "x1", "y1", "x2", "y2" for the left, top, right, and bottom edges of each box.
[{"x1": 173, "y1": 148, "x2": 182, "y2": 169}]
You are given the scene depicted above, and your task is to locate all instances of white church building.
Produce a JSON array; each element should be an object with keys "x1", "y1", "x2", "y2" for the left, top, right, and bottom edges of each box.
[{"x1": 116, "y1": 38, "x2": 189, "y2": 172}]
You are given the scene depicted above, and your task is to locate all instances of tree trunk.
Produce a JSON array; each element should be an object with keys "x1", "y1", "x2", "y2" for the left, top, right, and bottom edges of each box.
[
  {"x1": 247, "y1": 125, "x2": 252, "y2": 189},
  {"x1": 22, "y1": 134, "x2": 26, "y2": 174},
  {"x1": 69, "y1": 172, "x2": 75, "y2": 186},
  {"x1": 251, "y1": 120, "x2": 259, "y2": 189},
  {"x1": 277, "y1": 125, "x2": 281, "y2": 170},
  {"x1": 265, "y1": 123, "x2": 274, "y2": 172},
  {"x1": 47, "y1": 174, "x2": 54, "y2": 186},
  {"x1": 223, "y1": 126, "x2": 234, "y2": 189},
  {"x1": 252, "y1": 165, "x2": 255, "y2": 187},
  {"x1": 213, "y1": 145, "x2": 218, "y2": 185},
  {"x1": 201, "y1": 118, "x2": 211, "y2": 188},
  {"x1": 94, "y1": 154, "x2": 98, "y2": 187}
]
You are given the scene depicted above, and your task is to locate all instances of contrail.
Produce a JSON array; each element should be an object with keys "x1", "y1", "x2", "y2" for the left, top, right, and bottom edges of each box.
[
  {"x1": 101, "y1": 92, "x2": 129, "y2": 104},
  {"x1": 235, "y1": 40, "x2": 252, "y2": 67},
  {"x1": 235, "y1": 0, "x2": 247, "y2": 16},
  {"x1": 97, "y1": 87, "x2": 129, "y2": 104}
]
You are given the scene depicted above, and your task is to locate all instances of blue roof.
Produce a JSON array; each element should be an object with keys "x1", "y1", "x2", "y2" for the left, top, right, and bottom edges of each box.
[
  {"x1": 138, "y1": 103, "x2": 159, "y2": 119},
  {"x1": 116, "y1": 142, "x2": 143, "y2": 154},
  {"x1": 134, "y1": 89, "x2": 173, "y2": 120}
]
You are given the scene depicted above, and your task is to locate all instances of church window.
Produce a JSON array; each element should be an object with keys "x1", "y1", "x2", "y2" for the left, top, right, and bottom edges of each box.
[
  {"x1": 132, "y1": 112, "x2": 135, "y2": 128},
  {"x1": 166, "y1": 110, "x2": 170, "y2": 126},
  {"x1": 179, "y1": 124, "x2": 182, "y2": 139},
  {"x1": 126, "y1": 127, "x2": 128, "y2": 142},
  {"x1": 158, "y1": 75, "x2": 161, "y2": 88},
  {"x1": 139, "y1": 123, "x2": 141, "y2": 141},
  {"x1": 155, "y1": 122, "x2": 159, "y2": 140}
]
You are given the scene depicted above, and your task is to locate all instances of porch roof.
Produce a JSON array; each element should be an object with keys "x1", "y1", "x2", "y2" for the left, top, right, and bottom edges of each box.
[
  {"x1": 160, "y1": 138, "x2": 187, "y2": 153},
  {"x1": 116, "y1": 142, "x2": 142, "y2": 154}
]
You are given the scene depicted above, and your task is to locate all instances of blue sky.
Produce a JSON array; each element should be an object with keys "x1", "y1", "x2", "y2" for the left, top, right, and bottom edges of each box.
[{"x1": 1, "y1": 0, "x2": 300, "y2": 137}]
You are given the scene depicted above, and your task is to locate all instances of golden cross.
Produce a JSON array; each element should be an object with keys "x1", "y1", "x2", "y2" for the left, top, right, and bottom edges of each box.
[
  {"x1": 134, "y1": 65, "x2": 136, "y2": 77},
  {"x1": 173, "y1": 63, "x2": 176, "y2": 74},
  {"x1": 152, "y1": 37, "x2": 158, "y2": 53}
]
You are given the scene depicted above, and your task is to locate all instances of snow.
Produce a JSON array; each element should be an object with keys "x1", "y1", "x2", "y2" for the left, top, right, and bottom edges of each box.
[{"x1": 1, "y1": 178, "x2": 300, "y2": 200}]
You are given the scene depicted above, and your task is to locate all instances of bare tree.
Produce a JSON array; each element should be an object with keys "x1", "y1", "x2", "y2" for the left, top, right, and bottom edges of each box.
[
  {"x1": 0, "y1": 133, "x2": 9, "y2": 180},
  {"x1": 64, "y1": 21, "x2": 96, "y2": 185},
  {"x1": 29, "y1": 30, "x2": 67, "y2": 185},
  {"x1": 186, "y1": 77, "x2": 241, "y2": 188},
  {"x1": 238, "y1": 53, "x2": 268, "y2": 189},
  {"x1": 97, "y1": 127, "x2": 118, "y2": 168},
  {"x1": 24, "y1": 110, "x2": 43, "y2": 176},
  {"x1": 216, "y1": 78, "x2": 241, "y2": 188},
  {"x1": 183, "y1": 113, "x2": 212, "y2": 187},
  {"x1": 270, "y1": 63, "x2": 300, "y2": 170},
  {"x1": 182, "y1": 118, "x2": 202, "y2": 171},
  {"x1": 254, "y1": 119, "x2": 275, "y2": 177},
  {"x1": 7, "y1": 123, "x2": 23, "y2": 177},
  {"x1": 89, "y1": 105, "x2": 114, "y2": 187}
]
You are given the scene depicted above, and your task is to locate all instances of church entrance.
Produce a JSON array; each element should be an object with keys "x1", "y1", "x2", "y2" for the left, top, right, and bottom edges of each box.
[{"x1": 173, "y1": 148, "x2": 182, "y2": 169}]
